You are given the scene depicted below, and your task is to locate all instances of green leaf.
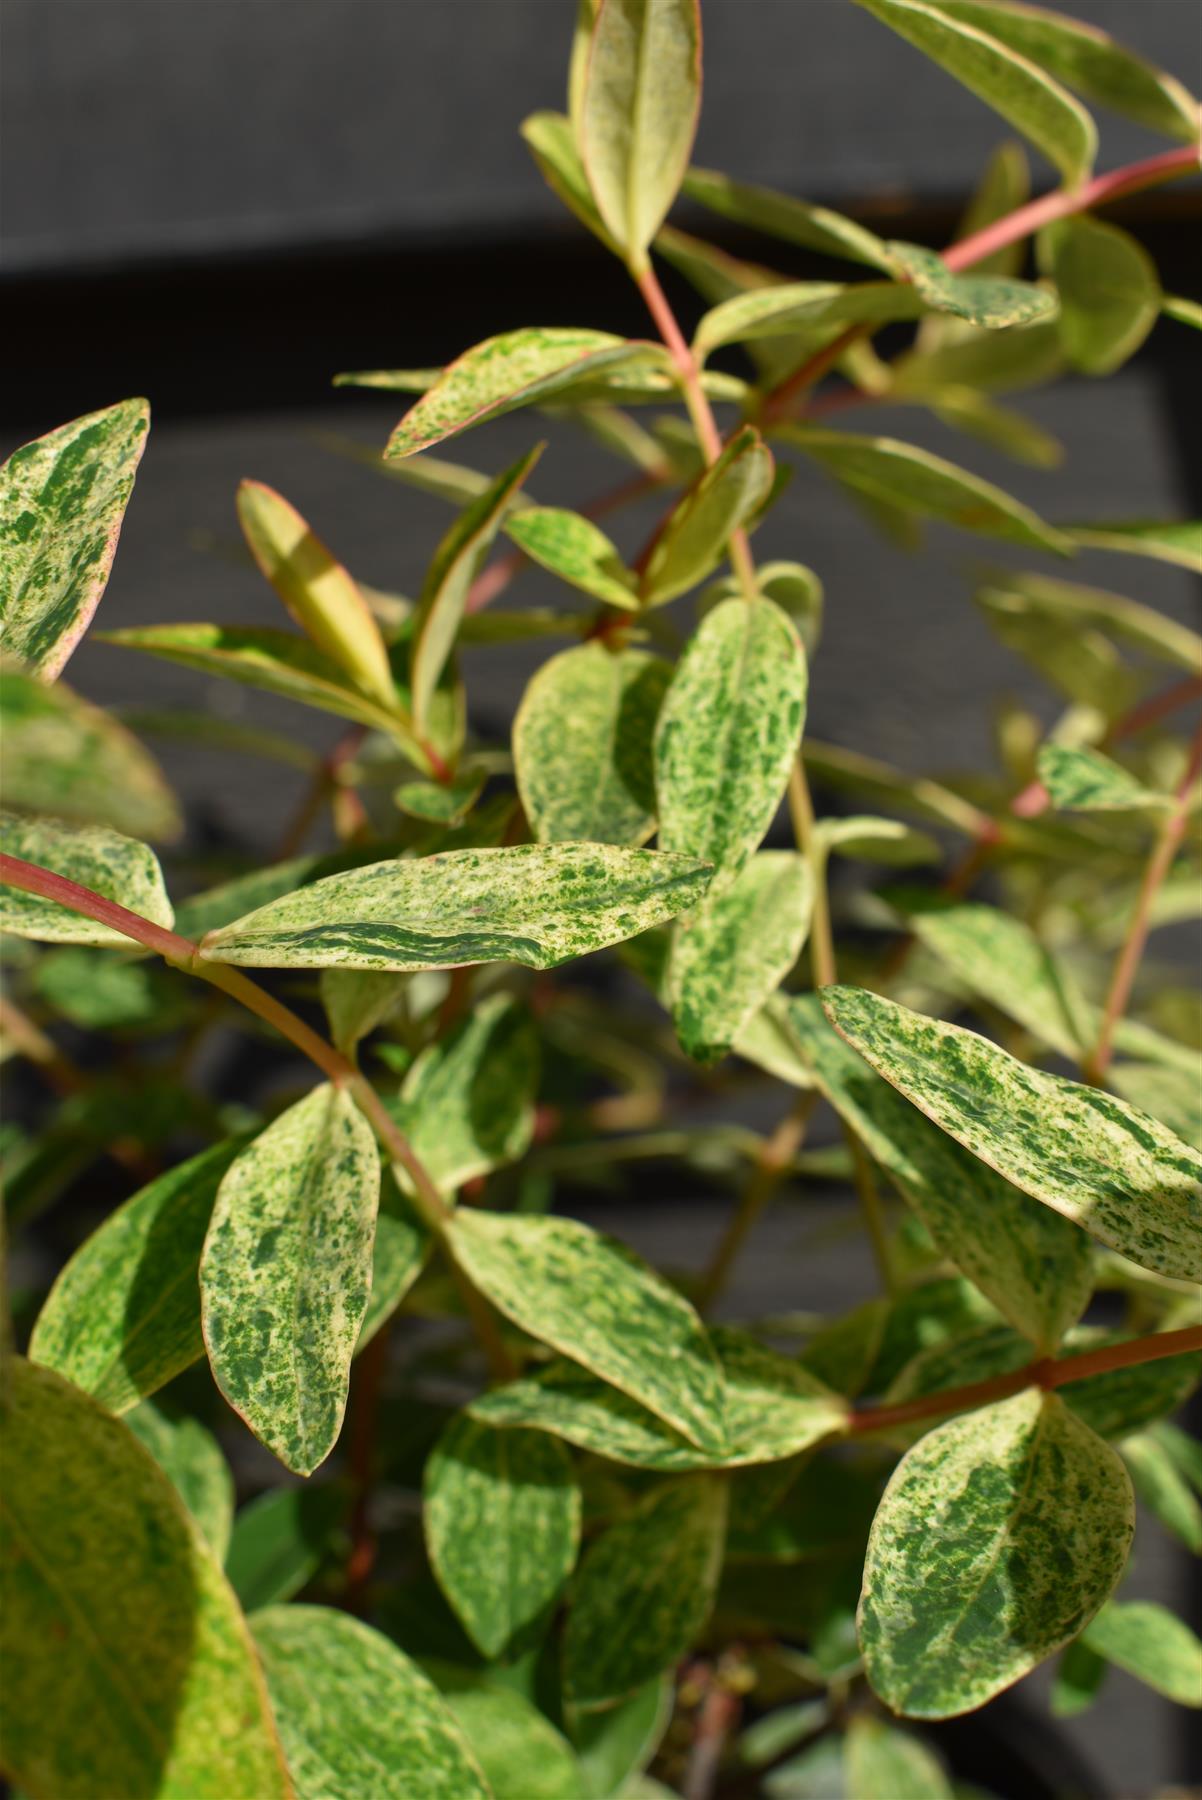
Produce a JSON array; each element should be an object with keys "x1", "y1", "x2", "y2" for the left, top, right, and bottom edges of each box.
[
  {"x1": 786, "y1": 996, "x2": 1092, "y2": 1351},
  {"x1": 29, "y1": 1138, "x2": 245, "y2": 1413},
  {"x1": 1043, "y1": 215, "x2": 1161, "y2": 375},
  {"x1": 641, "y1": 428, "x2": 776, "y2": 605},
  {"x1": 702, "y1": 560, "x2": 824, "y2": 656},
  {"x1": 564, "y1": 1475, "x2": 727, "y2": 1707},
  {"x1": 1164, "y1": 294, "x2": 1202, "y2": 331},
  {"x1": 655, "y1": 597, "x2": 806, "y2": 894},
  {"x1": 845, "y1": 1715, "x2": 953, "y2": 1799},
  {"x1": 892, "y1": 316, "x2": 1064, "y2": 398},
  {"x1": 927, "y1": 387, "x2": 1065, "y2": 469},
  {"x1": 668, "y1": 851, "x2": 812, "y2": 1064},
  {"x1": 446, "y1": 1209, "x2": 725, "y2": 1450},
  {"x1": 804, "y1": 738, "x2": 991, "y2": 838},
  {"x1": 890, "y1": 241, "x2": 1057, "y2": 327},
  {"x1": 424, "y1": 1414, "x2": 581, "y2": 1657},
  {"x1": 974, "y1": 570, "x2": 1202, "y2": 673},
  {"x1": 251, "y1": 1605, "x2": 489, "y2": 1798},
  {"x1": 411, "y1": 447, "x2": 541, "y2": 733},
  {"x1": 681, "y1": 167, "x2": 896, "y2": 271},
  {"x1": 578, "y1": 0, "x2": 702, "y2": 267},
  {"x1": 390, "y1": 992, "x2": 539, "y2": 1195},
  {"x1": 225, "y1": 1484, "x2": 348, "y2": 1612},
  {"x1": 320, "y1": 968, "x2": 406, "y2": 1053},
  {"x1": 200, "y1": 1084, "x2": 381, "y2": 1475},
  {"x1": 569, "y1": 1675, "x2": 671, "y2": 1799},
  {"x1": 817, "y1": 815, "x2": 940, "y2": 865},
  {"x1": 927, "y1": 0, "x2": 1200, "y2": 142},
  {"x1": 850, "y1": 0, "x2": 1096, "y2": 180},
  {"x1": 781, "y1": 426, "x2": 1069, "y2": 553},
  {"x1": 521, "y1": 108, "x2": 620, "y2": 253},
  {"x1": 359, "y1": 1170, "x2": 432, "y2": 1350},
  {"x1": 1121, "y1": 1431, "x2": 1202, "y2": 1554},
  {"x1": 125, "y1": 1401, "x2": 235, "y2": 1560},
  {"x1": 823, "y1": 986, "x2": 1202, "y2": 1283},
  {"x1": 0, "y1": 399, "x2": 149, "y2": 681},
  {"x1": 937, "y1": 137, "x2": 1031, "y2": 285},
  {"x1": 1052, "y1": 1637, "x2": 1109, "y2": 1716},
  {"x1": 515, "y1": 643, "x2": 671, "y2": 846},
  {"x1": 1062, "y1": 518, "x2": 1202, "y2": 574},
  {"x1": 436, "y1": 1678, "x2": 585, "y2": 1800},
  {"x1": 385, "y1": 329, "x2": 667, "y2": 459},
  {"x1": 1082, "y1": 1601, "x2": 1202, "y2": 1707},
  {"x1": 0, "y1": 1359, "x2": 291, "y2": 1800},
  {"x1": 1037, "y1": 742, "x2": 1170, "y2": 814},
  {"x1": 693, "y1": 280, "x2": 927, "y2": 359},
  {"x1": 505, "y1": 506, "x2": 639, "y2": 609},
  {"x1": 859, "y1": 1389, "x2": 1133, "y2": 1716},
  {"x1": 470, "y1": 1328, "x2": 847, "y2": 1470},
  {"x1": 0, "y1": 812, "x2": 173, "y2": 946},
  {"x1": 199, "y1": 842, "x2": 712, "y2": 972},
  {"x1": 0, "y1": 661, "x2": 180, "y2": 841}
]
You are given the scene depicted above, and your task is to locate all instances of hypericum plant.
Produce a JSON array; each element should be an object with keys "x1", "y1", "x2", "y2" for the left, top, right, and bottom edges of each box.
[{"x1": 2, "y1": 2, "x2": 1201, "y2": 1795}]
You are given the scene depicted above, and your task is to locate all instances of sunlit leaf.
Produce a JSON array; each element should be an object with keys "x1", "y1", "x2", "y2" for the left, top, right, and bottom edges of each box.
[
  {"x1": 1109, "y1": 1062, "x2": 1202, "y2": 1152},
  {"x1": 0, "y1": 1359, "x2": 291, "y2": 1800},
  {"x1": 682, "y1": 167, "x2": 896, "y2": 271},
  {"x1": 1037, "y1": 742, "x2": 1171, "y2": 814},
  {"x1": 0, "y1": 811, "x2": 173, "y2": 947},
  {"x1": 0, "y1": 399, "x2": 149, "y2": 680},
  {"x1": 655, "y1": 597, "x2": 806, "y2": 894},
  {"x1": 521, "y1": 108, "x2": 620, "y2": 253},
  {"x1": 1082, "y1": 1601, "x2": 1202, "y2": 1707},
  {"x1": 515, "y1": 643, "x2": 670, "y2": 846},
  {"x1": 1042, "y1": 215, "x2": 1161, "y2": 375},
  {"x1": 424, "y1": 1414, "x2": 580, "y2": 1656},
  {"x1": 125, "y1": 1401, "x2": 234, "y2": 1560},
  {"x1": 200, "y1": 1084, "x2": 381, "y2": 1475},
  {"x1": 860, "y1": 1389, "x2": 1133, "y2": 1716},
  {"x1": 642, "y1": 428, "x2": 776, "y2": 605},
  {"x1": 200, "y1": 842, "x2": 712, "y2": 972},
  {"x1": 504, "y1": 505, "x2": 639, "y2": 608},
  {"x1": 823, "y1": 985, "x2": 1202, "y2": 1282}
]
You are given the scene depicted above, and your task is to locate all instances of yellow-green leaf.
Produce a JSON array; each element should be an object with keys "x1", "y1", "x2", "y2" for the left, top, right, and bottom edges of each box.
[
  {"x1": 1037, "y1": 742, "x2": 1171, "y2": 814},
  {"x1": 823, "y1": 985, "x2": 1202, "y2": 1282},
  {"x1": 521, "y1": 108, "x2": 620, "y2": 253},
  {"x1": 693, "y1": 280, "x2": 927, "y2": 359},
  {"x1": 817, "y1": 815, "x2": 940, "y2": 865},
  {"x1": 641, "y1": 428, "x2": 776, "y2": 604},
  {"x1": 859, "y1": 1390, "x2": 1133, "y2": 1717},
  {"x1": 655, "y1": 597, "x2": 806, "y2": 894},
  {"x1": 199, "y1": 842, "x2": 712, "y2": 972},
  {"x1": 515, "y1": 642, "x2": 670, "y2": 846},
  {"x1": 578, "y1": 0, "x2": 702, "y2": 267},
  {"x1": 504, "y1": 505, "x2": 639, "y2": 609},
  {"x1": 1081, "y1": 1601, "x2": 1202, "y2": 1707},
  {"x1": 890, "y1": 240, "x2": 1057, "y2": 328},
  {"x1": 200, "y1": 1085, "x2": 381, "y2": 1475},
  {"x1": 974, "y1": 570, "x2": 1202, "y2": 673},
  {"x1": 0, "y1": 1359, "x2": 292, "y2": 1800},
  {"x1": 0, "y1": 399, "x2": 149, "y2": 681},
  {"x1": 0, "y1": 811, "x2": 173, "y2": 946},
  {"x1": 846, "y1": 1715, "x2": 953, "y2": 1798},
  {"x1": 1043, "y1": 215, "x2": 1161, "y2": 375},
  {"x1": 424, "y1": 1414, "x2": 581, "y2": 1657},
  {"x1": 320, "y1": 968, "x2": 406, "y2": 1053},
  {"x1": 433, "y1": 1675, "x2": 586, "y2": 1800},
  {"x1": 681, "y1": 167, "x2": 897, "y2": 271},
  {"x1": 1063, "y1": 518, "x2": 1202, "y2": 575},
  {"x1": 125, "y1": 1401, "x2": 234, "y2": 1560}
]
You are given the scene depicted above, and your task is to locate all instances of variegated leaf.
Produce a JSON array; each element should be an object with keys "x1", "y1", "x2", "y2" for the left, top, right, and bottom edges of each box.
[
  {"x1": 0, "y1": 811, "x2": 173, "y2": 947},
  {"x1": 515, "y1": 643, "x2": 670, "y2": 847},
  {"x1": 823, "y1": 986, "x2": 1202, "y2": 1282},
  {"x1": 424, "y1": 1414, "x2": 581, "y2": 1657},
  {"x1": 668, "y1": 851, "x2": 812, "y2": 1064},
  {"x1": 505, "y1": 505, "x2": 639, "y2": 608},
  {"x1": 655, "y1": 597, "x2": 806, "y2": 894},
  {"x1": 702, "y1": 558, "x2": 824, "y2": 655},
  {"x1": 0, "y1": 399, "x2": 149, "y2": 680},
  {"x1": 859, "y1": 1390, "x2": 1133, "y2": 1716},
  {"x1": 445, "y1": 1209, "x2": 725, "y2": 1451},
  {"x1": 1037, "y1": 742, "x2": 1171, "y2": 814},
  {"x1": 641, "y1": 429, "x2": 776, "y2": 605},
  {"x1": 199, "y1": 842, "x2": 712, "y2": 972},
  {"x1": 200, "y1": 1085, "x2": 381, "y2": 1474},
  {"x1": 888, "y1": 241, "x2": 1056, "y2": 327}
]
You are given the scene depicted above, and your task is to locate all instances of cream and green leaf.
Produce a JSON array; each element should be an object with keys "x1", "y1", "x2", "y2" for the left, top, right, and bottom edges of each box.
[
  {"x1": 1037, "y1": 742, "x2": 1172, "y2": 814},
  {"x1": 641, "y1": 428, "x2": 776, "y2": 605},
  {"x1": 0, "y1": 811, "x2": 173, "y2": 947}
]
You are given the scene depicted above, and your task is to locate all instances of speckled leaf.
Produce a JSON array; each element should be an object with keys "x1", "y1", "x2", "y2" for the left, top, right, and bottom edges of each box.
[
  {"x1": 1082, "y1": 1602, "x2": 1202, "y2": 1707},
  {"x1": 1109, "y1": 1062, "x2": 1202, "y2": 1152},
  {"x1": 655, "y1": 598, "x2": 806, "y2": 895},
  {"x1": 435, "y1": 1677, "x2": 585, "y2": 1800},
  {"x1": 692, "y1": 280, "x2": 925, "y2": 358},
  {"x1": 702, "y1": 559, "x2": 825, "y2": 655},
  {"x1": 200, "y1": 842, "x2": 712, "y2": 972},
  {"x1": 320, "y1": 968, "x2": 407, "y2": 1053},
  {"x1": 125, "y1": 1401, "x2": 235, "y2": 1560},
  {"x1": 395, "y1": 771, "x2": 486, "y2": 824},
  {"x1": 358, "y1": 1169, "x2": 432, "y2": 1349},
  {"x1": 564, "y1": 1476, "x2": 728, "y2": 1707},
  {"x1": 251, "y1": 1606, "x2": 489, "y2": 1798},
  {"x1": 385, "y1": 328, "x2": 666, "y2": 458},
  {"x1": 1043, "y1": 215, "x2": 1161, "y2": 375},
  {"x1": 225, "y1": 1484, "x2": 348, "y2": 1612},
  {"x1": 0, "y1": 811, "x2": 173, "y2": 946},
  {"x1": 845, "y1": 1715, "x2": 953, "y2": 1798},
  {"x1": 505, "y1": 506, "x2": 639, "y2": 608},
  {"x1": 641, "y1": 429, "x2": 775, "y2": 605},
  {"x1": 859, "y1": 1389, "x2": 1133, "y2": 1717},
  {"x1": 0, "y1": 1359, "x2": 291, "y2": 1800},
  {"x1": 0, "y1": 661, "x2": 180, "y2": 840},
  {"x1": 390, "y1": 992, "x2": 539, "y2": 1195},
  {"x1": 236, "y1": 481, "x2": 397, "y2": 711},
  {"x1": 787, "y1": 996, "x2": 1090, "y2": 1349},
  {"x1": 974, "y1": 570, "x2": 1202, "y2": 673},
  {"x1": 0, "y1": 399, "x2": 149, "y2": 680},
  {"x1": 424, "y1": 1413, "x2": 581, "y2": 1657},
  {"x1": 470, "y1": 1328, "x2": 847, "y2": 1470},
  {"x1": 823, "y1": 986, "x2": 1202, "y2": 1283},
  {"x1": 850, "y1": 0, "x2": 1096, "y2": 180},
  {"x1": 522, "y1": 109, "x2": 619, "y2": 253},
  {"x1": 447, "y1": 1209, "x2": 725, "y2": 1451},
  {"x1": 1037, "y1": 742, "x2": 1171, "y2": 813},
  {"x1": 783, "y1": 427, "x2": 1069, "y2": 552},
  {"x1": 29, "y1": 1138, "x2": 244, "y2": 1413},
  {"x1": 411, "y1": 446, "x2": 541, "y2": 733},
  {"x1": 928, "y1": 0, "x2": 1200, "y2": 142},
  {"x1": 818, "y1": 815, "x2": 940, "y2": 865},
  {"x1": 682, "y1": 167, "x2": 896, "y2": 270},
  {"x1": 516, "y1": 644, "x2": 670, "y2": 846},
  {"x1": 1063, "y1": 519, "x2": 1202, "y2": 574},
  {"x1": 668, "y1": 852, "x2": 812, "y2": 1064},
  {"x1": 578, "y1": 0, "x2": 701, "y2": 267},
  {"x1": 889, "y1": 241, "x2": 1057, "y2": 327},
  {"x1": 200, "y1": 1085, "x2": 381, "y2": 1475}
]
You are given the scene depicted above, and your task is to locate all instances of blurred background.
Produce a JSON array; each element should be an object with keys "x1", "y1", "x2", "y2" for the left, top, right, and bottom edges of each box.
[{"x1": 4, "y1": 4, "x2": 1200, "y2": 1793}]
